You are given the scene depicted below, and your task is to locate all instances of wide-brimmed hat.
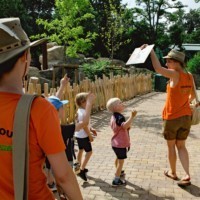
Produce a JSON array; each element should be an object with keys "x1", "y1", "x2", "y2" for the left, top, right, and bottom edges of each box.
[
  {"x1": 48, "y1": 96, "x2": 69, "y2": 110},
  {"x1": 163, "y1": 49, "x2": 185, "y2": 64},
  {"x1": 0, "y1": 18, "x2": 32, "y2": 64}
]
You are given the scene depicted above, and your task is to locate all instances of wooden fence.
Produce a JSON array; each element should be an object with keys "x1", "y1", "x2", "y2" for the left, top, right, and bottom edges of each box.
[{"x1": 25, "y1": 73, "x2": 152, "y2": 124}]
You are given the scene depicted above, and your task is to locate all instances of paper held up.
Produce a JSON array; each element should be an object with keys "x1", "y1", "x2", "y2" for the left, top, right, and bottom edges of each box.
[{"x1": 126, "y1": 44, "x2": 154, "y2": 65}]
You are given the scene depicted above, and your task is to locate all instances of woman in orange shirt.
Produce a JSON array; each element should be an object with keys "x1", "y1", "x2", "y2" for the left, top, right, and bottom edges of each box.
[
  {"x1": 0, "y1": 18, "x2": 84, "y2": 200},
  {"x1": 142, "y1": 45, "x2": 195, "y2": 186}
]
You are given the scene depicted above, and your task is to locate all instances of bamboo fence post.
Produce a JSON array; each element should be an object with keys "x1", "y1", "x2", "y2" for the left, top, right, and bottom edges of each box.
[
  {"x1": 24, "y1": 80, "x2": 28, "y2": 94},
  {"x1": 61, "y1": 82, "x2": 70, "y2": 125},
  {"x1": 49, "y1": 88, "x2": 54, "y2": 96},
  {"x1": 68, "y1": 87, "x2": 75, "y2": 123},
  {"x1": 133, "y1": 75, "x2": 137, "y2": 97},
  {"x1": 44, "y1": 83, "x2": 49, "y2": 97},
  {"x1": 36, "y1": 84, "x2": 42, "y2": 95},
  {"x1": 95, "y1": 78, "x2": 103, "y2": 110},
  {"x1": 91, "y1": 82, "x2": 98, "y2": 112},
  {"x1": 28, "y1": 83, "x2": 34, "y2": 94},
  {"x1": 37, "y1": 72, "x2": 153, "y2": 123},
  {"x1": 29, "y1": 77, "x2": 39, "y2": 93}
]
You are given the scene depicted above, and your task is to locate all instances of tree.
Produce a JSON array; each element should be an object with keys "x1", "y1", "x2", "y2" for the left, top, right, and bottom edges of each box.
[
  {"x1": 184, "y1": 9, "x2": 200, "y2": 43},
  {"x1": 0, "y1": 0, "x2": 30, "y2": 33},
  {"x1": 187, "y1": 52, "x2": 200, "y2": 74},
  {"x1": 37, "y1": 0, "x2": 97, "y2": 57},
  {"x1": 167, "y1": 9, "x2": 186, "y2": 49},
  {"x1": 23, "y1": 0, "x2": 55, "y2": 36},
  {"x1": 100, "y1": 0, "x2": 131, "y2": 59},
  {"x1": 89, "y1": 0, "x2": 133, "y2": 59},
  {"x1": 0, "y1": 0, "x2": 55, "y2": 36},
  {"x1": 132, "y1": 0, "x2": 185, "y2": 44}
]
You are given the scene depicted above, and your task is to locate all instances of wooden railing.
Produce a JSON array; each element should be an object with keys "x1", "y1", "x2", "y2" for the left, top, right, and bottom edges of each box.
[{"x1": 25, "y1": 73, "x2": 152, "y2": 124}]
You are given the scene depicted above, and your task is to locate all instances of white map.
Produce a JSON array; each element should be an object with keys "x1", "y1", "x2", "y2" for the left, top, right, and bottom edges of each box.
[{"x1": 126, "y1": 44, "x2": 154, "y2": 65}]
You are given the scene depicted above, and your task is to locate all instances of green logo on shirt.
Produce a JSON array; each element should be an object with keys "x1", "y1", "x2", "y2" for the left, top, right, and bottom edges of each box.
[{"x1": 0, "y1": 144, "x2": 12, "y2": 151}]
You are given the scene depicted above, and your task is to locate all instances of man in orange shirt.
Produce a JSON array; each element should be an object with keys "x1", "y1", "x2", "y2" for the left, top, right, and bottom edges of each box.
[
  {"x1": 141, "y1": 45, "x2": 195, "y2": 186},
  {"x1": 0, "y1": 18, "x2": 83, "y2": 200}
]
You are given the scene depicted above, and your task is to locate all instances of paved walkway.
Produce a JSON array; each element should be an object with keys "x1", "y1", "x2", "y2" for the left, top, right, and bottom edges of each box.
[{"x1": 76, "y1": 91, "x2": 200, "y2": 200}]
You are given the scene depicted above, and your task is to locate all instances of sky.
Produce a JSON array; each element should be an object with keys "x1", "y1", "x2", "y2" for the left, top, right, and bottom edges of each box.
[{"x1": 122, "y1": 0, "x2": 200, "y2": 12}]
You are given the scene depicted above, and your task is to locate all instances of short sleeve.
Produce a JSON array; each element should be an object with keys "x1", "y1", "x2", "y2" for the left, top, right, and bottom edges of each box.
[
  {"x1": 30, "y1": 97, "x2": 66, "y2": 155},
  {"x1": 113, "y1": 113, "x2": 125, "y2": 126}
]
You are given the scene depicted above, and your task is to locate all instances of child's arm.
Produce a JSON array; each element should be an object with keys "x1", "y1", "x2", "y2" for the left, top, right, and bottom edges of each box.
[
  {"x1": 122, "y1": 110, "x2": 137, "y2": 130},
  {"x1": 56, "y1": 74, "x2": 69, "y2": 99},
  {"x1": 90, "y1": 127, "x2": 97, "y2": 136},
  {"x1": 83, "y1": 126, "x2": 94, "y2": 142},
  {"x1": 75, "y1": 93, "x2": 96, "y2": 131}
]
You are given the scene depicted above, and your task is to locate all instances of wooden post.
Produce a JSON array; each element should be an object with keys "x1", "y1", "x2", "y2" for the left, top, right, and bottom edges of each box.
[
  {"x1": 42, "y1": 42, "x2": 48, "y2": 70},
  {"x1": 24, "y1": 80, "x2": 28, "y2": 94},
  {"x1": 52, "y1": 66, "x2": 56, "y2": 88},
  {"x1": 36, "y1": 84, "x2": 42, "y2": 95},
  {"x1": 44, "y1": 83, "x2": 49, "y2": 97},
  {"x1": 28, "y1": 83, "x2": 34, "y2": 94},
  {"x1": 29, "y1": 77, "x2": 39, "y2": 93}
]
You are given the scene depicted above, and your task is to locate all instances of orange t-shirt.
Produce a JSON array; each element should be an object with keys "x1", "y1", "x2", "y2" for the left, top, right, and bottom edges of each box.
[
  {"x1": 162, "y1": 72, "x2": 193, "y2": 120},
  {"x1": 0, "y1": 92, "x2": 66, "y2": 200}
]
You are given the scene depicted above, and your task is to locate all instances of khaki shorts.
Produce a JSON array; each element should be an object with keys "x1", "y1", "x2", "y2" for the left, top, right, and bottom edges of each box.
[{"x1": 163, "y1": 115, "x2": 191, "y2": 140}]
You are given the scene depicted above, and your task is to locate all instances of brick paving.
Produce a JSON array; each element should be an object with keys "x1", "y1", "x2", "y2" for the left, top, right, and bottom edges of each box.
[{"x1": 76, "y1": 91, "x2": 200, "y2": 200}]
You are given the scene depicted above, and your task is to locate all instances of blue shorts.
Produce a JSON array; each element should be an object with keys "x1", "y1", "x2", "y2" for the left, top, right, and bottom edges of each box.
[
  {"x1": 112, "y1": 147, "x2": 127, "y2": 159},
  {"x1": 76, "y1": 137, "x2": 92, "y2": 152}
]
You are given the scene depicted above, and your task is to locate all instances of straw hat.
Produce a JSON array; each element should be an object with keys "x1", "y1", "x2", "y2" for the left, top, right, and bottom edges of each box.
[
  {"x1": 0, "y1": 18, "x2": 31, "y2": 64},
  {"x1": 163, "y1": 49, "x2": 185, "y2": 64}
]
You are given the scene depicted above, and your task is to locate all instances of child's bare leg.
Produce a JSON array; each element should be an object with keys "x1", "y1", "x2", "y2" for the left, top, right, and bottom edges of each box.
[
  {"x1": 115, "y1": 158, "x2": 118, "y2": 168},
  {"x1": 77, "y1": 149, "x2": 84, "y2": 164},
  {"x1": 81, "y1": 151, "x2": 92, "y2": 170},
  {"x1": 115, "y1": 159, "x2": 124, "y2": 177}
]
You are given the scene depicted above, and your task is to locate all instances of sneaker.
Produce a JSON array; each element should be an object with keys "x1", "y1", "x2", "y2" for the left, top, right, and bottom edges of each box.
[
  {"x1": 84, "y1": 168, "x2": 89, "y2": 173},
  {"x1": 120, "y1": 170, "x2": 125, "y2": 177},
  {"x1": 47, "y1": 182, "x2": 57, "y2": 192},
  {"x1": 112, "y1": 179, "x2": 126, "y2": 187},
  {"x1": 73, "y1": 162, "x2": 80, "y2": 174},
  {"x1": 77, "y1": 170, "x2": 87, "y2": 181}
]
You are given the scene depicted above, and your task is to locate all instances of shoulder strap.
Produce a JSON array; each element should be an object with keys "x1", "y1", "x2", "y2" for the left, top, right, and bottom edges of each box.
[{"x1": 13, "y1": 94, "x2": 38, "y2": 200}]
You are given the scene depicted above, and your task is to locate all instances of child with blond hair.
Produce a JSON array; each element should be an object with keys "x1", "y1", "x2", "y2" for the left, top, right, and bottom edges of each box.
[
  {"x1": 46, "y1": 76, "x2": 96, "y2": 190},
  {"x1": 106, "y1": 97, "x2": 137, "y2": 186},
  {"x1": 74, "y1": 92, "x2": 97, "y2": 181}
]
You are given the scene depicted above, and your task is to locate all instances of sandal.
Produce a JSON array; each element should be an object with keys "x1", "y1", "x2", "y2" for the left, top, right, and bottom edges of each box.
[
  {"x1": 164, "y1": 170, "x2": 178, "y2": 180},
  {"x1": 177, "y1": 177, "x2": 191, "y2": 187}
]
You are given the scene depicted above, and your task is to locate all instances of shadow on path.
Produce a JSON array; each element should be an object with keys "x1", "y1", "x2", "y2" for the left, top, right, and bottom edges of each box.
[
  {"x1": 91, "y1": 92, "x2": 162, "y2": 132},
  {"x1": 179, "y1": 184, "x2": 200, "y2": 197},
  {"x1": 82, "y1": 176, "x2": 175, "y2": 200}
]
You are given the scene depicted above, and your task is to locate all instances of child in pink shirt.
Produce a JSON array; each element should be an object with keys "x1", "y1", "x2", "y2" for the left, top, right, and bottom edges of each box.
[{"x1": 106, "y1": 98, "x2": 137, "y2": 186}]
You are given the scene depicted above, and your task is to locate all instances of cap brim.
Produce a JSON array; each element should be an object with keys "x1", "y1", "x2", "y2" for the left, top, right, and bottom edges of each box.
[
  {"x1": 48, "y1": 96, "x2": 69, "y2": 105},
  {"x1": 61, "y1": 100, "x2": 69, "y2": 105},
  {"x1": 163, "y1": 55, "x2": 171, "y2": 59}
]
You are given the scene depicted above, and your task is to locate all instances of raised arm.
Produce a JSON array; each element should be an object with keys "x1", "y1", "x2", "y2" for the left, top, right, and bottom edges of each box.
[
  {"x1": 123, "y1": 110, "x2": 137, "y2": 129},
  {"x1": 56, "y1": 74, "x2": 69, "y2": 99},
  {"x1": 141, "y1": 44, "x2": 178, "y2": 79},
  {"x1": 75, "y1": 93, "x2": 96, "y2": 131}
]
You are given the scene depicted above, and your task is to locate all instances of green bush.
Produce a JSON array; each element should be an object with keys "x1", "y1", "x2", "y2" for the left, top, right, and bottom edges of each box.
[
  {"x1": 82, "y1": 60, "x2": 124, "y2": 81},
  {"x1": 187, "y1": 52, "x2": 200, "y2": 74}
]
